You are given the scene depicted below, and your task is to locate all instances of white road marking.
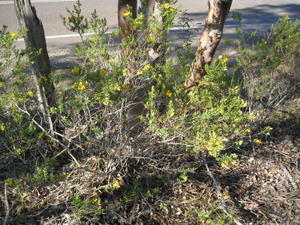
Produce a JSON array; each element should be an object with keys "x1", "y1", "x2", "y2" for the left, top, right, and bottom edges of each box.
[
  {"x1": 16, "y1": 32, "x2": 93, "y2": 42},
  {"x1": 171, "y1": 23, "x2": 273, "y2": 30},
  {"x1": 16, "y1": 23, "x2": 273, "y2": 42},
  {"x1": 0, "y1": 0, "x2": 76, "y2": 5}
]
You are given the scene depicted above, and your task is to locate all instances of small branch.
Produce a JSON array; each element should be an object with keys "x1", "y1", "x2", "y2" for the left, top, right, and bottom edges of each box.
[
  {"x1": 67, "y1": 150, "x2": 80, "y2": 167},
  {"x1": 1, "y1": 182, "x2": 10, "y2": 225},
  {"x1": 14, "y1": 104, "x2": 83, "y2": 166},
  {"x1": 158, "y1": 141, "x2": 198, "y2": 148},
  {"x1": 15, "y1": 104, "x2": 65, "y2": 147},
  {"x1": 205, "y1": 162, "x2": 243, "y2": 225}
]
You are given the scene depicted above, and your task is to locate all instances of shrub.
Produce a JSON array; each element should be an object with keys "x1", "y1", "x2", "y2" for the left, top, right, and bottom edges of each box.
[
  {"x1": 71, "y1": 194, "x2": 104, "y2": 219},
  {"x1": 61, "y1": 1, "x2": 250, "y2": 166},
  {"x1": 235, "y1": 16, "x2": 300, "y2": 117},
  {"x1": 3, "y1": 2, "x2": 283, "y2": 224},
  {"x1": 143, "y1": 52, "x2": 251, "y2": 166},
  {"x1": 0, "y1": 26, "x2": 47, "y2": 159}
]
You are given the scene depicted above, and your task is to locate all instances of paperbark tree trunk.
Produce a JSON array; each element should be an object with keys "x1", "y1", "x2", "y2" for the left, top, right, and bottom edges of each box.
[
  {"x1": 185, "y1": 0, "x2": 232, "y2": 88},
  {"x1": 14, "y1": 0, "x2": 56, "y2": 132},
  {"x1": 141, "y1": 0, "x2": 155, "y2": 23}
]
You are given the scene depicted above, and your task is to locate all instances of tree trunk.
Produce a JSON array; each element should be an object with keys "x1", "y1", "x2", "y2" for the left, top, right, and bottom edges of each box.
[
  {"x1": 118, "y1": 0, "x2": 137, "y2": 42},
  {"x1": 14, "y1": 0, "x2": 55, "y2": 132},
  {"x1": 185, "y1": 0, "x2": 232, "y2": 88},
  {"x1": 141, "y1": 0, "x2": 155, "y2": 23}
]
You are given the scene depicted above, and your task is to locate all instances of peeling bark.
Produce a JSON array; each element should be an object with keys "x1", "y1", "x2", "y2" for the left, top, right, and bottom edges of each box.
[
  {"x1": 142, "y1": 0, "x2": 155, "y2": 23},
  {"x1": 185, "y1": 0, "x2": 232, "y2": 88},
  {"x1": 14, "y1": 0, "x2": 55, "y2": 132}
]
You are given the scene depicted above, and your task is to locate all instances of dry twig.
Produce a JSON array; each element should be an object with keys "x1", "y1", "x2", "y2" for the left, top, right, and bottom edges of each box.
[
  {"x1": 205, "y1": 162, "x2": 243, "y2": 225},
  {"x1": 0, "y1": 183, "x2": 10, "y2": 225}
]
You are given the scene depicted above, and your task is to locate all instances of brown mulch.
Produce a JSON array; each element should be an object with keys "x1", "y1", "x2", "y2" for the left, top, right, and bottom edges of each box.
[{"x1": 1, "y1": 116, "x2": 300, "y2": 225}]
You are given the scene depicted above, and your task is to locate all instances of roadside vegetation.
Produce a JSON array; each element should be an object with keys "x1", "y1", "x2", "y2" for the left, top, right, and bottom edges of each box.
[{"x1": 0, "y1": 1, "x2": 299, "y2": 224}]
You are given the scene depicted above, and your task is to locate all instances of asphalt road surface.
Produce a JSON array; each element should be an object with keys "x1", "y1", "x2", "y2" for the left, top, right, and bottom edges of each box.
[{"x1": 1, "y1": 0, "x2": 300, "y2": 49}]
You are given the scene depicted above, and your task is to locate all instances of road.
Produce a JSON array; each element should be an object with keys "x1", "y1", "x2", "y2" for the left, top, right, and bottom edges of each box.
[{"x1": 0, "y1": 0, "x2": 300, "y2": 50}]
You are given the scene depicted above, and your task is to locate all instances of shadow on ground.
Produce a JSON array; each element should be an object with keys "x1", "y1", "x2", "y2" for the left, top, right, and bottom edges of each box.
[{"x1": 185, "y1": 4, "x2": 300, "y2": 26}]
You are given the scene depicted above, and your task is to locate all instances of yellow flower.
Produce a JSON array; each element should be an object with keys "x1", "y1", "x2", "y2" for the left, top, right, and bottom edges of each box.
[
  {"x1": 27, "y1": 91, "x2": 34, "y2": 97},
  {"x1": 10, "y1": 32, "x2": 18, "y2": 39},
  {"x1": 142, "y1": 64, "x2": 152, "y2": 72},
  {"x1": 72, "y1": 81, "x2": 87, "y2": 91},
  {"x1": 0, "y1": 122, "x2": 5, "y2": 131},
  {"x1": 135, "y1": 15, "x2": 144, "y2": 25},
  {"x1": 165, "y1": 90, "x2": 173, "y2": 97},
  {"x1": 71, "y1": 67, "x2": 81, "y2": 75},
  {"x1": 15, "y1": 148, "x2": 23, "y2": 155},
  {"x1": 163, "y1": 3, "x2": 171, "y2": 9},
  {"x1": 253, "y1": 138, "x2": 263, "y2": 144},
  {"x1": 136, "y1": 69, "x2": 143, "y2": 76},
  {"x1": 244, "y1": 129, "x2": 251, "y2": 133},
  {"x1": 122, "y1": 69, "x2": 130, "y2": 76},
  {"x1": 163, "y1": 3, "x2": 175, "y2": 12},
  {"x1": 102, "y1": 96, "x2": 110, "y2": 106},
  {"x1": 222, "y1": 57, "x2": 228, "y2": 63},
  {"x1": 135, "y1": 20, "x2": 143, "y2": 26},
  {"x1": 112, "y1": 180, "x2": 121, "y2": 189},
  {"x1": 123, "y1": 11, "x2": 132, "y2": 17},
  {"x1": 108, "y1": 58, "x2": 116, "y2": 64},
  {"x1": 218, "y1": 55, "x2": 228, "y2": 64},
  {"x1": 112, "y1": 84, "x2": 121, "y2": 91},
  {"x1": 92, "y1": 198, "x2": 101, "y2": 206},
  {"x1": 77, "y1": 82, "x2": 87, "y2": 91}
]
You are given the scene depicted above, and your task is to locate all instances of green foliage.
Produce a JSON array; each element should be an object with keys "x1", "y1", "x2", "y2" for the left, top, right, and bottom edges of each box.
[
  {"x1": 231, "y1": 11, "x2": 242, "y2": 23},
  {"x1": 0, "y1": 26, "x2": 46, "y2": 159},
  {"x1": 5, "y1": 158, "x2": 66, "y2": 190},
  {"x1": 122, "y1": 178, "x2": 163, "y2": 205},
  {"x1": 197, "y1": 202, "x2": 234, "y2": 225},
  {"x1": 61, "y1": 1, "x2": 251, "y2": 168},
  {"x1": 177, "y1": 167, "x2": 196, "y2": 184},
  {"x1": 4, "y1": 1, "x2": 299, "y2": 223},
  {"x1": 238, "y1": 16, "x2": 299, "y2": 72},
  {"x1": 55, "y1": 0, "x2": 178, "y2": 140},
  {"x1": 235, "y1": 16, "x2": 300, "y2": 113},
  {"x1": 32, "y1": 158, "x2": 59, "y2": 184},
  {"x1": 144, "y1": 53, "x2": 251, "y2": 165},
  {"x1": 71, "y1": 194, "x2": 104, "y2": 219},
  {"x1": 60, "y1": 2, "x2": 124, "y2": 118},
  {"x1": 102, "y1": 179, "x2": 122, "y2": 192},
  {"x1": 0, "y1": 26, "x2": 21, "y2": 71},
  {"x1": 0, "y1": 27, "x2": 29, "y2": 91},
  {"x1": 61, "y1": 0, "x2": 88, "y2": 38},
  {"x1": 33, "y1": 166, "x2": 53, "y2": 184}
]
